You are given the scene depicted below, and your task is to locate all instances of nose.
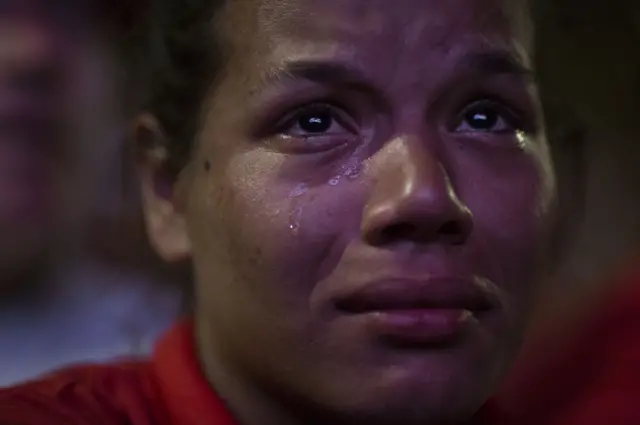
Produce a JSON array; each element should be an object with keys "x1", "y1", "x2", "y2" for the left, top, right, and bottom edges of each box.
[{"x1": 361, "y1": 135, "x2": 473, "y2": 247}]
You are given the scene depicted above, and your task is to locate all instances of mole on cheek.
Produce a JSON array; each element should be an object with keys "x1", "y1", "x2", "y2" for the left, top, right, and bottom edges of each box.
[
  {"x1": 248, "y1": 246, "x2": 264, "y2": 267},
  {"x1": 204, "y1": 159, "x2": 212, "y2": 171}
]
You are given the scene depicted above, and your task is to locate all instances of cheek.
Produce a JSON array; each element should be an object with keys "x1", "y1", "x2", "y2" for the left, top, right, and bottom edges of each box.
[
  {"x1": 459, "y1": 148, "x2": 555, "y2": 297},
  {"x1": 189, "y1": 150, "x2": 365, "y2": 309}
]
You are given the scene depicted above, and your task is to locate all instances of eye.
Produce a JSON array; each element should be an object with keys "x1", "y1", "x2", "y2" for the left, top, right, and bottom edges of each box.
[
  {"x1": 454, "y1": 100, "x2": 517, "y2": 134},
  {"x1": 281, "y1": 103, "x2": 354, "y2": 138},
  {"x1": 297, "y1": 109, "x2": 333, "y2": 133}
]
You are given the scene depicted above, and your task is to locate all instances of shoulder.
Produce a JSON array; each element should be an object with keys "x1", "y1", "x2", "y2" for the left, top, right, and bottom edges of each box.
[{"x1": 0, "y1": 361, "x2": 170, "y2": 425}]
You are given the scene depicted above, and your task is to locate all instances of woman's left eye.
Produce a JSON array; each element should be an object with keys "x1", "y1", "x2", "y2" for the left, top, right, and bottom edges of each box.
[
  {"x1": 454, "y1": 100, "x2": 518, "y2": 134},
  {"x1": 281, "y1": 104, "x2": 353, "y2": 138}
]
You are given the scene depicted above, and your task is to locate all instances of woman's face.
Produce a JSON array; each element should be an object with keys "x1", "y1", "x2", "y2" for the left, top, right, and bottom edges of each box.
[{"x1": 144, "y1": 0, "x2": 555, "y2": 423}]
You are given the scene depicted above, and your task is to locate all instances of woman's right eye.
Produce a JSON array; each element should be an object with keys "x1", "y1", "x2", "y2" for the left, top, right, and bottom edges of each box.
[
  {"x1": 292, "y1": 108, "x2": 335, "y2": 134},
  {"x1": 280, "y1": 103, "x2": 355, "y2": 139}
]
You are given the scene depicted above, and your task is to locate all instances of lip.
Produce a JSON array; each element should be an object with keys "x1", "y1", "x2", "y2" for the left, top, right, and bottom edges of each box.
[
  {"x1": 335, "y1": 277, "x2": 500, "y2": 312},
  {"x1": 334, "y1": 277, "x2": 501, "y2": 344}
]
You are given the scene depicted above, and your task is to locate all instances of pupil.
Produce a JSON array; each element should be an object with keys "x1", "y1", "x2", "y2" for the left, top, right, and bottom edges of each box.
[
  {"x1": 299, "y1": 111, "x2": 332, "y2": 133},
  {"x1": 465, "y1": 107, "x2": 498, "y2": 130}
]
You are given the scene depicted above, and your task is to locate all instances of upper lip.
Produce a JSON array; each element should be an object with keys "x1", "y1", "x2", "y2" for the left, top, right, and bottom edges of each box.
[{"x1": 334, "y1": 277, "x2": 501, "y2": 314}]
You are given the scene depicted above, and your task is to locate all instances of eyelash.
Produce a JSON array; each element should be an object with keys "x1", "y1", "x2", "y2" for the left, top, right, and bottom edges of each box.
[
  {"x1": 453, "y1": 97, "x2": 525, "y2": 133},
  {"x1": 265, "y1": 94, "x2": 528, "y2": 151},
  {"x1": 276, "y1": 102, "x2": 356, "y2": 135},
  {"x1": 264, "y1": 102, "x2": 361, "y2": 154}
]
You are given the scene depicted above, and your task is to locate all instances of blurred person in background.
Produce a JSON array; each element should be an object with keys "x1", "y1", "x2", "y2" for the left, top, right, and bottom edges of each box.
[
  {"x1": 0, "y1": 1, "x2": 183, "y2": 386},
  {"x1": 495, "y1": 0, "x2": 640, "y2": 423}
]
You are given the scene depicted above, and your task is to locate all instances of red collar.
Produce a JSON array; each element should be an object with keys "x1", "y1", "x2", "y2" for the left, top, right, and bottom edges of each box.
[
  {"x1": 151, "y1": 322, "x2": 507, "y2": 425},
  {"x1": 152, "y1": 321, "x2": 238, "y2": 425}
]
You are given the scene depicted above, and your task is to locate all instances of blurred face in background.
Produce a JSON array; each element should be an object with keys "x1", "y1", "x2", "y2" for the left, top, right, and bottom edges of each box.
[{"x1": 0, "y1": 0, "x2": 122, "y2": 289}]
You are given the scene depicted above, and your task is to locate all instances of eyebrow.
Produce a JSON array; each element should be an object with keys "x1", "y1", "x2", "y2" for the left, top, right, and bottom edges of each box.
[
  {"x1": 259, "y1": 50, "x2": 533, "y2": 93},
  {"x1": 456, "y1": 50, "x2": 534, "y2": 80},
  {"x1": 258, "y1": 60, "x2": 374, "y2": 95}
]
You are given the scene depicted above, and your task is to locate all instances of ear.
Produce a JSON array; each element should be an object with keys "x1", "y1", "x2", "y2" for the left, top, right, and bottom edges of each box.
[{"x1": 132, "y1": 113, "x2": 192, "y2": 263}]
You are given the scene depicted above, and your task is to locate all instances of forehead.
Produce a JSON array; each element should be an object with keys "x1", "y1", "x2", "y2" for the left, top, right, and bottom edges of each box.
[
  {"x1": 257, "y1": 0, "x2": 527, "y2": 36},
  {"x1": 221, "y1": 0, "x2": 531, "y2": 74}
]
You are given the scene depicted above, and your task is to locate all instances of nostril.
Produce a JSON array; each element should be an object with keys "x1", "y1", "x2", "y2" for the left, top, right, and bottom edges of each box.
[
  {"x1": 374, "y1": 220, "x2": 468, "y2": 246},
  {"x1": 438, "y1": 220, "x2": 465, "y2": 244},
  {"x1": 378, "y1": 222, "x2": 417, "y2": 244},
  {"x1": 439, "y1": 220, "x2": 460, "y2": 235}
]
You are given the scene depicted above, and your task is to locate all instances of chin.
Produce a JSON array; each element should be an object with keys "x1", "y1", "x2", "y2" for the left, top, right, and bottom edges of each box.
[
  {"x1": 322, "y1": 387, "x2": 487, "y2": 425},
  {"x1": 309, "y1": 356, "x2": 503, "y2": 425}
]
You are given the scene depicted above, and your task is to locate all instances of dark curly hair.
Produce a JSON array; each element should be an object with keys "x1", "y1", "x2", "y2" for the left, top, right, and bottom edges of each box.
[{"x1": 111, "y1": 0, "x2": 227, "y2": 175}]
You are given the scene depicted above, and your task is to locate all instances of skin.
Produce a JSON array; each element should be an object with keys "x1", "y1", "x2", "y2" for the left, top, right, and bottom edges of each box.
[
  {"x1": 140, "y1": 0, "x2": 556, "y2": 424},
  {"x1": 0, "y1": 1, "x2": 121, "y2": 292}
]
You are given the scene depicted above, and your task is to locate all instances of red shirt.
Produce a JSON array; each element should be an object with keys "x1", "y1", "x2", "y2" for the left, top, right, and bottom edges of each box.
[
  {"x1": 0, "y1": 322, "x2": 236, "y2": 425},
  {"x1": 495, "y1": 262, "x2": 640, "y2": 425},
  {"x1": 0, "y1": 321, "x2": 506, "y2": 425}
]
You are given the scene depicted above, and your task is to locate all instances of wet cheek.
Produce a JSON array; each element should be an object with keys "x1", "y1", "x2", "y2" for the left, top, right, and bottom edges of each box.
[
  {"x1": 234, "y1": 185, "x2": 358, "y2": 276},
  {"x1": 197, "y1": 155, "x2": 364, "y2": 297}
]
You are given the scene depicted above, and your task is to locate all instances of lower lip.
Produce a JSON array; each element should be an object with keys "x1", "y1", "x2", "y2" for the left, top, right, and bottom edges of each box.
[{"x1": 364, "y1": 309, "x2": 476, "y2": 344}]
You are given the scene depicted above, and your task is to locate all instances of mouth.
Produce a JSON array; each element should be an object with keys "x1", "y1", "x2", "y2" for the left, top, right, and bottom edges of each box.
[{"x1": 334, "y1": 277, "x2": 502, "y2": 345}]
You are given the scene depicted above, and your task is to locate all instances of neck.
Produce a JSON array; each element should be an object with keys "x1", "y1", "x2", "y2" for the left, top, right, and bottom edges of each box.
[
  {"x1": 196, "y1": 319, "x2": 301, "y2": 425},
  {"x1": 195, "y1": 318, "x2": 475, "y2": 425}
]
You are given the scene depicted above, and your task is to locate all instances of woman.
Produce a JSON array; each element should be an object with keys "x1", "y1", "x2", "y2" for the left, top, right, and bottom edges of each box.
[{"x1": 0, "y1": 0, "x2": 569, "y2": 424}]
